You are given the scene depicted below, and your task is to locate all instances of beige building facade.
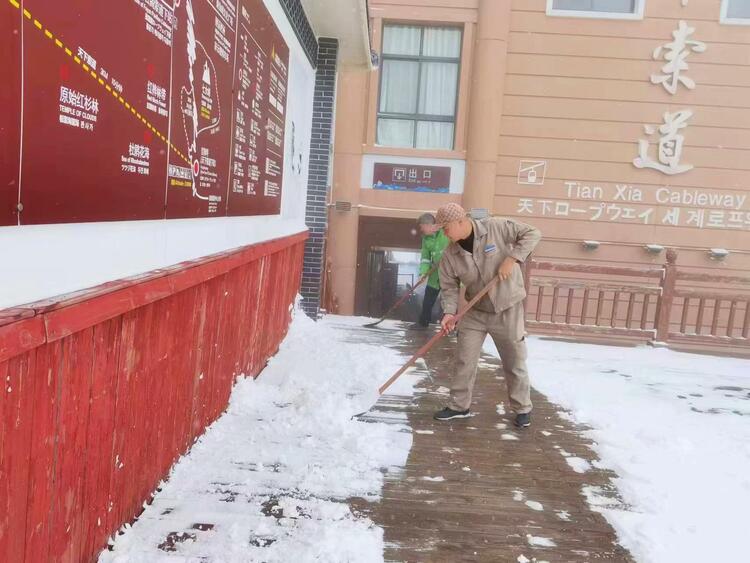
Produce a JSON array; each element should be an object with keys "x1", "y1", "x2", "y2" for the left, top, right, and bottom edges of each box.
[{"x1": 327, "y1": 0, "x2": 750, "y2": 317}]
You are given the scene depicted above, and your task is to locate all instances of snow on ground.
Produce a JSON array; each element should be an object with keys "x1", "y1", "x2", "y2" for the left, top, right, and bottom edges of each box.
[
  {"x1": 486, "y1": 336, "x2": 750, "y2": 563},
  {"x1": 101, "y1": 309, "x2": 419, "y2": 563}
]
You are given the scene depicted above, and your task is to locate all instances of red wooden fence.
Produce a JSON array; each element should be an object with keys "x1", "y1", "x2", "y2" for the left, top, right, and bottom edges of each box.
[{"x1": 0, "y1": 232, "x2": 306, "y2": 563}]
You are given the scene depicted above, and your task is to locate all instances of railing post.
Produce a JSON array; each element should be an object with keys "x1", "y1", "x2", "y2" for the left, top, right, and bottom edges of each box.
[
  {"x1": 655, "y1": 249, "x2": 678, "y2": 343},
  {"x1": 522, "y1": 259, "x2": 534, "y2": 325},
  {"x1": 522, "y1": 259, "x2": 534, "y2": 301}
]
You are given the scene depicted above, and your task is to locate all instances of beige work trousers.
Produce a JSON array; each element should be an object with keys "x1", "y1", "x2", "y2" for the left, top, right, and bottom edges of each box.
[{"x1": 448, "y1": 302, "x2": 532, "y2": 414}]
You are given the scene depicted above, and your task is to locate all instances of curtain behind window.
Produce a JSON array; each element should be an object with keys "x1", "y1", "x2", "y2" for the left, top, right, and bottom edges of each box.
[
  {"x1": 377, "y1": 25, "x2": 461, "y2": 149},
  {"x1": 727, "y1": 0, "x2": 750, "y2": 18},
  {"x1": 552, "y1": 0, "x2": 636, "y2": 12}
]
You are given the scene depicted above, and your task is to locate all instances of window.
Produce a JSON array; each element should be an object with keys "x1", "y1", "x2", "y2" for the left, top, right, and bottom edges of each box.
[
  {"x1": 377, "y1": 24, "x2": 462, "y2": 150},
  {"x1": 721, "y1": 0, "x2": 750, "y2": 24},
  {"x1": 546, "y1": 0, "x2": 645, "y2": 19}
]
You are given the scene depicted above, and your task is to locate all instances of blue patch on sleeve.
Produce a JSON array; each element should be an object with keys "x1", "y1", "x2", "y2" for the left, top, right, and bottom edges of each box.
[{"x1": 484, "y1": 244, "x2": 496, "y2": 253}]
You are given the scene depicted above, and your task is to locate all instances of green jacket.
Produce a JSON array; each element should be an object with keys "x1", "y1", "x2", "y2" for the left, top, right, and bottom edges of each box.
[{"x1": 420, "y1": 229, "x2": 450, "y2": 289}]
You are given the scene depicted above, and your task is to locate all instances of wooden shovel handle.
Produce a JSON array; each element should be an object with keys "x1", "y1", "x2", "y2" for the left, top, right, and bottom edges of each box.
[{"x1": 377, "y1": 277, "x2": 498, "y2": 395}]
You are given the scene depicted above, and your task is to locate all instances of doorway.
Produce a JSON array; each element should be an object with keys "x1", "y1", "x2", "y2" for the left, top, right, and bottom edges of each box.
[{"x1": 355, "y1": 216, "x2": 442, "y2": 322}]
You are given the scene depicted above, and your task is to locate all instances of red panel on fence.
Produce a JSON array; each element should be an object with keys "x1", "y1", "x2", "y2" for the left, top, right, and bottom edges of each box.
[
  {"x1": 0, "y1": 352, "x2": 35, "y2": 562},
  {"x1": 0, "y1": 232, "x2": 306, "y2": 562}
]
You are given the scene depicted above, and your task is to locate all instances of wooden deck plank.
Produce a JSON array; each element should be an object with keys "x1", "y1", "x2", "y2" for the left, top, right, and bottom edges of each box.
[{"x1": 347, "y1": 322, "x2": 633, "y2": 563}]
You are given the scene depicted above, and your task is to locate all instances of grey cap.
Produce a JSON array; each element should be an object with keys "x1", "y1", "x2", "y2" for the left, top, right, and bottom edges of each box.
[{"x1": 417, "y1": 213, "x2": 436, "y2": 225}]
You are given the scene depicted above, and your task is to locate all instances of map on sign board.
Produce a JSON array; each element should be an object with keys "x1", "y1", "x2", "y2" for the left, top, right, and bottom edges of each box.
[{"x1": 1, "y1": 0, "x2": 289, "y2": 226}]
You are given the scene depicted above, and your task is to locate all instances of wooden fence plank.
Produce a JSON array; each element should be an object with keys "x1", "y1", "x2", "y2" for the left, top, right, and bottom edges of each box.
[
  {"x1": 626, "y1": 293, "x2": 636, "y2": 329},
  {"x1": 23, "y1": 344, "x2": 60, "y2": 563},
  {"x1": 580, "y1": 289, "x2": 589, "y2": 325},
  {"x1": 81, "y1": 319, "x2": 121, "y2": 561},
  {"x1": 680, "y1": 297, "x2": 690, "y2": 335},
  {"x1": 0, "y1": 353, "x2": 35, "y2": 563},
  {"x1": 48, "y1": 330, "x2": 94, "y2": 563}
]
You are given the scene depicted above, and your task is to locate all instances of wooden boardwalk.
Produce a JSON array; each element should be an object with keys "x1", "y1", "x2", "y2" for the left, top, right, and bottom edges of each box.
[{"x1": 351, "y1": 321, "x2": 633, "y2": 563}]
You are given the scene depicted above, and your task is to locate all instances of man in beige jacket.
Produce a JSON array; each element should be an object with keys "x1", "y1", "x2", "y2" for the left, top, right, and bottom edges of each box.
[{"x1": 433, "y1": 203, "x2": 541, "y2": 428}]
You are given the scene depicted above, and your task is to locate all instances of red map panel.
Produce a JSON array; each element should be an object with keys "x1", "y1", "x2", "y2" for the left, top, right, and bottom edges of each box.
[
  {"x1": 0, "y1": 0, "x2": 289, "y2": 225},
  {"x1": 0, "y1": 4, "x2": 22, "y2": 226},
  {"x1": 165, "y1": 0, "x2": 237, "y2": 219},
  {"x1": 19, "y1": 0, "x2": 172, "y2": 224},
  {"x1": 226, "y1": 0, "x2": 289, "y2": 216}
]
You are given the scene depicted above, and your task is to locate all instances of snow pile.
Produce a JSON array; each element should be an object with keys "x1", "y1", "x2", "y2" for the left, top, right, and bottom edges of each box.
[
  {"x1": 486, "y1": 336, "x2": 750, "y2": 563},
  {"x1": 102, "y1": 310, "x2": 416, "y2": 562}
]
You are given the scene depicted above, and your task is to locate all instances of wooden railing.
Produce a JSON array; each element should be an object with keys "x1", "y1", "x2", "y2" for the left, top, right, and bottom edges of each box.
[
  {"x1": 522, "y1": 250, "x2": 750, "y2": 348},
  {"x1": 668, "y1": 270, "x2": 750, "y2": 345}
]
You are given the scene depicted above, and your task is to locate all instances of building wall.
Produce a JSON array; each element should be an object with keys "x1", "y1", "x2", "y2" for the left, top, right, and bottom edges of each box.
[
  {"x1": 301, "y1": 38, "x2": 340, "y2": 318},
  {"x1": 328, "y1": 0, "x2": 474, "y2": 313},
  {"x1": 328, "y1": 0, "x2": 750, "y2": 315},
  {"x1": 500, "y1": 0, "x2": 750, "y2": 275}
]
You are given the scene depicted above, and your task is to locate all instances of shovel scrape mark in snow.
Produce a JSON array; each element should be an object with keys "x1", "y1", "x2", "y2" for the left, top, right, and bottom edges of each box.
[
  {"x1": 260, "y1": 496, "x2": 311, "y2": 521},
  {"x1": 158, "y1": 531, "x2": 197, "y2": 552},
  {"x1": 249, "y1": 536, "x2": 277, "y2": 548},
  {"x1": 232, "y1": 460, "x2": 284, "y2": 473},
  {"x1": 214, "y1": 488, "x2": 240, "y2": 503}
]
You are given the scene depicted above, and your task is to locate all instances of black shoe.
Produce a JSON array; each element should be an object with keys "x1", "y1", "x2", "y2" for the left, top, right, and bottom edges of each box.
[
  {"x1": 433, "y1": 407, "x2": 471, "y2": 421},
  {"x1": 514, "y1": 413, "x2": 531, "y2": 428},
  {"x1": 408, "y1": 322, "x2": 428, "y2": 331}
]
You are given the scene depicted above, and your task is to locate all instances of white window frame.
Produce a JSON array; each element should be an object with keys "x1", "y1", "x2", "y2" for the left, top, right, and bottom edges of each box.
[
  {"x1": 546, "y1": 0, "x2": 646, "y2": 20},
  {"x1": 720, "y1": 0, "x2": 750, "y2": 25},
  {"x1": 376, "y1": 24, "x2": 462, "y2": 150}
]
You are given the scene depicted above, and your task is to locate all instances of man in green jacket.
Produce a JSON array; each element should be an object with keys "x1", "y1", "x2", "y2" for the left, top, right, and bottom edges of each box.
[{"x1": 412, "y1": 213, "x2": 450, "y2": 330}]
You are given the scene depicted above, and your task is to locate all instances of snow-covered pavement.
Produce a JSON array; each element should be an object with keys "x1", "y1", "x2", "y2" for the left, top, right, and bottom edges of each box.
[
  {"x1": 101, "y1": 305, "x2": 749, "y2": 562},
  {"x1": 486, "y1": 336, "x2": 750, "y2": 563},
  {"x1": 101, "y1": 312, "x2": 420, "y2": 562}
]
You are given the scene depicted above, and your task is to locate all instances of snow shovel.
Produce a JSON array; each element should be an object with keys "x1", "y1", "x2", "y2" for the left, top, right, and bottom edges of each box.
[
  {"x1": 363, "y1": 265, "x2": 438, "y2": 328},
  {"x1": 353, "y1": 276, "x2": 499, "y2": 418}
]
